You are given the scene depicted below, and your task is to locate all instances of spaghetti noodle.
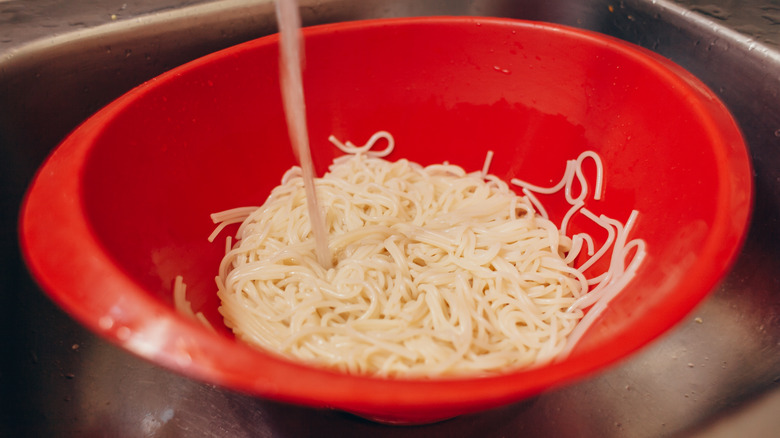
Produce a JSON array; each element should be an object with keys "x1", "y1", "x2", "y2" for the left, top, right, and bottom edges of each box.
[{"x1": 188, "y1": 131, "x2": 645, "y2": 377}]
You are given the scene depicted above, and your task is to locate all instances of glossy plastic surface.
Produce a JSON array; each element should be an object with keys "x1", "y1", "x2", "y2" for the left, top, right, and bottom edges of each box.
[{"x1": 20, "y1": 17, "x2": 752, "y2": 423}]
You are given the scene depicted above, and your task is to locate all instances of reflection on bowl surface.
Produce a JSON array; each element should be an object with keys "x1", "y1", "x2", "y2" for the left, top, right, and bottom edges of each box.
[{"x1": 20, "y1": 16, "x2": 751, "y2": 423}]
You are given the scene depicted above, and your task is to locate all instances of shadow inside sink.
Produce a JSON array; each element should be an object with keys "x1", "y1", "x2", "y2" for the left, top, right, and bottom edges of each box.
[{"x1": 2, "y1": 0, "x2": 779, "y2": 436}]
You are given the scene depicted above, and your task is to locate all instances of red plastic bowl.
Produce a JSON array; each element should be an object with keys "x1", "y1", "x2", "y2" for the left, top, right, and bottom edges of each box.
[{"x1": 20, "y1": 17, "x2": 752, "y2": 423}]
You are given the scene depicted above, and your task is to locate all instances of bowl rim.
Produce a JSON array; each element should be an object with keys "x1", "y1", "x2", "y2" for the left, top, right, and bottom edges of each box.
[{"x1": 19, "y1": 15, "x2": 753, "y2": 416}]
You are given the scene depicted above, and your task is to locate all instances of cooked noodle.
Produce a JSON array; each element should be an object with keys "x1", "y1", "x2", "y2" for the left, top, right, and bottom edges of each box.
[
  {"x1": 194, "y1": 131, "x2": 644, "y2": 377},
  {"x1": 173, "y1": 275, "x2": 216, "y2": 332}
]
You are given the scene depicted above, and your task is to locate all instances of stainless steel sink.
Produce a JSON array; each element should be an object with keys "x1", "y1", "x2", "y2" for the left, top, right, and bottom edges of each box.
[{"x1": 2, "y1": 0, "x2": 779, "y2": 436}]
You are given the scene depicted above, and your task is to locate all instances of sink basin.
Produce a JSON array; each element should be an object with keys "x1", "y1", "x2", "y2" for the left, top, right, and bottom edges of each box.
[{"x1": 2, "y1": 0, "x2": 779, "y2": 436}]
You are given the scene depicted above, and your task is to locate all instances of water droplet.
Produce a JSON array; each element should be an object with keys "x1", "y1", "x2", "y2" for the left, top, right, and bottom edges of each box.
[
  {"x1": 160, "y1": 408, "x2": 174, "y2": 423},
  {"x1": 492, "y1": 66, "x2": 511, "y2": 75},
  {"x1": 773, "y1": 128, "x2": 780, "y2": 137},
  {"x1": 117, "y1": 326, "x2": 131, "y2": 340},
  {"x1": 176, "y1": 352, "x2": 192, "y2": 367},
  {"x1": 99, "y1": 316, "x2": 114, "y2": 330}
]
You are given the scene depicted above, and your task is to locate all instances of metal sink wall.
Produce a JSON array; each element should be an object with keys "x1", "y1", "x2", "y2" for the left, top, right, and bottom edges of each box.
[{"x1": 2, "y1": 0, "x2": 779, "y2": 436}]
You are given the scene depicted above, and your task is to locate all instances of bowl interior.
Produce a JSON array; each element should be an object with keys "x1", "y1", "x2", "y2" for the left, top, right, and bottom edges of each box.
[{"x1": 21, "y1": 17, "x2": 752, "y2": 422}]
